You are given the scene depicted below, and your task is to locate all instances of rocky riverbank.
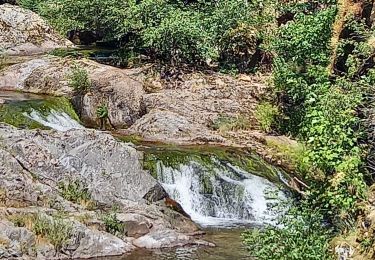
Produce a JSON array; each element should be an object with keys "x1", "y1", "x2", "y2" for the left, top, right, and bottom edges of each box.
[
  {"x1": 0, "y1": 54, "x2": 298, "y2": 173},
  {"x1": 0, "y1": 3, "x2": 298, "y2": 259},
  {"x1": 0, "y1": 124, "x2": 213, "y2": 258}
]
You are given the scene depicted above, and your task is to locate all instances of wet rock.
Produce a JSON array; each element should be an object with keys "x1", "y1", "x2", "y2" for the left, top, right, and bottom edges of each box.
[
  {"x1": 0, "y1": 4, "x2": 72, "y2": 55},
  {"x1": 143, "y1": 183, "x2": 168, "y2": 202},
  {"x1": 71, "y1": 226, "x2": 135, "y2": 258},
  {"x1": 133, "y1": 229, "x2": 215, "y2": 249}
]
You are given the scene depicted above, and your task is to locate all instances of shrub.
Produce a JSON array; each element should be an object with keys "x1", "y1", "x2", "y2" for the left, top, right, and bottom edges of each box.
[
  {"x1": 31, "y1": 0, "x2": 273, "y2": 69},
  {"x1": 219, "y1": 24, "x2": 258, "y2": 72},
  {"x1": 58, "y1": 179, "x2": 95, "y2": 209},
  {"x1": 18, "y1": 0, "x2": 44, "y2": 12},
  {"x1": 33, "y1": 214, "x2": 73, "y2": 253},
  {"x1": 68, "y1": 65, "x2": 91, "y2": 92},
  {"x1": 255, "y1": 102, "x2": 279, "y2": 133},
  {"x1": 242, "y1": 206, "x2": 334, "y2": 260},
  {"x1": 101, "y1": 211, "x2": 125, "y2": 236}
]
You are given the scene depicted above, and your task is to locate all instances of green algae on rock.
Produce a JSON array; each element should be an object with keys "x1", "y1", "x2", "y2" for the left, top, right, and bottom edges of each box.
[
  {"x1": 0, "y1": 93, "x2": 80, "y2": 129},
  {"x1": 141, "y1": 145, "x2": 289, "y2": 186}
]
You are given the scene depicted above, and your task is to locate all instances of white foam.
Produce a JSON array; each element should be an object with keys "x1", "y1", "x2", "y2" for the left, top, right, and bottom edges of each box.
[
  {"x1": 156, "y1": 158, "x2": 285, "y2": 228},
  {"x1": 23, "y1": 109, "x2": 83, "y2": 131}
]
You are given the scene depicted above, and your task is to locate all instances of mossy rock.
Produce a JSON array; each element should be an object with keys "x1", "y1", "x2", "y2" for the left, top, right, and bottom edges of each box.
[
  {"x1": 141, "y1": 144, "x2": 289, "y2": 186},
  {"x1": 0, "y1": 95, "x2": 80, "y2": 129}
]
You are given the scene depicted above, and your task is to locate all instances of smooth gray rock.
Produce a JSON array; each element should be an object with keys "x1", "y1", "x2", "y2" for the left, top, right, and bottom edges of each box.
[
  {"x1": 71, "y1": 225, "x2": 135, "y2": 258},
  {"x1": 0, "y1": 57, "x2": 146, "y2": 128},
  {"x1": 133, "y1": 229, "x2": 215, "y2": 249}
]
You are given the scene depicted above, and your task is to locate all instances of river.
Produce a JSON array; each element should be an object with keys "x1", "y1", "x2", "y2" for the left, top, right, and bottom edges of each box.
[{"x1": 0, "y1": 90, "x2": 289, "y2": 259}]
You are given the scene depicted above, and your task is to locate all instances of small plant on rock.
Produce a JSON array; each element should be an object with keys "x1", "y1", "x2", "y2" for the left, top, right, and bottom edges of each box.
[
  {"x1": 32, "y1": 213, "x2": 73, "y2": 253},
  {"x1": 96, "y1": 104, "x2": 115, "y2": 130},
  {"x1": 58, "y1": 179, "x2": 95, "y2": 209},
  {"x1": 96, "y1": 104, "x2": 109, "y2": 120},
  {"x1": 68, "y1": 65, "x2": 91, "y2": 92},
  {"x1": 211, "y1": 115, "x2": 251, "y2": 133},
  {"x1": 101, "y1": 211, "x2": 125, "y2": 236}
]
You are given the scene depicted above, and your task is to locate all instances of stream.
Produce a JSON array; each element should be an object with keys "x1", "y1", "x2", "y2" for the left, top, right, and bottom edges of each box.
[{"x1": 0, "y1": 90, "x2": 289, "y2": 259}]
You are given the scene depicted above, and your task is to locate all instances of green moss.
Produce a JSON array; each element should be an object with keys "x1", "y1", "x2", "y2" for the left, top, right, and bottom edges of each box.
[
  {"x1": 200, "y1": 174, "x2": 213, "y2": 194},
  {"x1": 0, "y1": 104, "x2": 46, "y2": 129},
  {"x1": 0, "y1": 96, "x2": 80, "y2": 129},
  {"x1": 114, "y1": 134, "x2": 147, "y2": 146},
  {"x1": 143, "y1": 154, "x2": 159, "y2": 179},
  {"x1": 141, "y1": 144, "x2": 289, "y2": 185}
]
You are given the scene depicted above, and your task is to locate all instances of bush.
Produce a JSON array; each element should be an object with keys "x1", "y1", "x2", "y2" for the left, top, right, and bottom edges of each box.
[
  {"x1": 18, "y1": 0, "x2": 44, "y2": 12},
  {"x1": 219, "y1": 24, "x2": 258, "y2": 72},
  {"x1": 68, "y1": 65, "x2": 91, "y2": 92},
  {"x1": 101, "y1": 211, "x2": 125, "y2": 236},
  {"x1": 30, "y1": 0, "x2": 274, "y2": 69},
  {"x1": 33, "y1": 214, "x2": 73, "y2": 253},
  {"x1": 243, "y1": 206, "x2": 334, "y2": 260},
  {"x1": 58, "y1": 179, "x2": 95, "y2": 209},
  {"x1": 255, "y1": 102, "x2": 279, "y2": 133}
]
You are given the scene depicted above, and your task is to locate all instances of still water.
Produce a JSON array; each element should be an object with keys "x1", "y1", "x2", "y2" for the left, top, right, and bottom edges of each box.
[{"x1": 118, "y1": 229, "x2": 252, "y2": 260}]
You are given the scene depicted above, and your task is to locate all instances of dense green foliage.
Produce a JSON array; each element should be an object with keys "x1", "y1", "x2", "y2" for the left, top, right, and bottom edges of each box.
[
  {"x1": 243, "y1": 205, "x2": 333, "y2": 260},
  {"x1": 273, "y1": 4, "x2": 371, "y2": 218},
  {"x1": 25, "y1": 0, "x2": 275, "y2": 71},
  {"x1": 243, "y1": 0, "x2": 375, "y2": 259},
  {"x1": 17, "y1": 0, "x2": 375, "y2": 258},
  {"x1": 255, "y1": 102, "x2": 279, "y2": 133}
]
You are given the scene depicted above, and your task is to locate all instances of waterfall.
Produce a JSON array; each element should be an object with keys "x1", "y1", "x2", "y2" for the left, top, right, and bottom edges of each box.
[
  {"x1": 154, "y1": 156, "x2": 286, "y2": 228},
  {"x1": 0, "y1": 91, "x2": 83, "y2": 131},
  {"x1": 23, "y1": 109, "x2": 83, "y2": 132}
]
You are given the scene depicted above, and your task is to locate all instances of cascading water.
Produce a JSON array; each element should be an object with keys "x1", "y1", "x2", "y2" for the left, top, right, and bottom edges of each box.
[
  {"x1": 23, "y1": 109, "x2": 83, "y2": 131},
  {"x1": 0, "y1": 91, "x2": 83, "y2": 131},
  {"x1": 145, "y1": 150, "x2": 287, "y2": 228}
]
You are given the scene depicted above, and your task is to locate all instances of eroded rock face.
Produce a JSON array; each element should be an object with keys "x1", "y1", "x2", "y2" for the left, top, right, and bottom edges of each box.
[
  {"x1": 0, "y1": 4, "x2": 72, "y2": 55},
  {"x1": 125, "y1": 109, "x2": 226, "y2": 144},
  {"x1": 0, "y1": 124, "x2": 158, "y2": 204},
  {"x1": 142, "y1": 72, "x2": 266, "y2": 127},
  {"x1": 0, "y1": 124, "x2": 204, "y2": 259}
]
